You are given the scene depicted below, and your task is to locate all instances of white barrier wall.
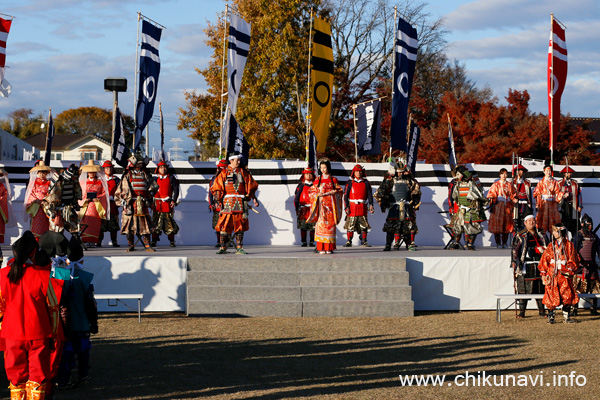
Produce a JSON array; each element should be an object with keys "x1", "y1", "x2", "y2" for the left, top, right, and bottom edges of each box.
[{"x1": 2, "y1": 160, "x2": 600, "y2": 247}]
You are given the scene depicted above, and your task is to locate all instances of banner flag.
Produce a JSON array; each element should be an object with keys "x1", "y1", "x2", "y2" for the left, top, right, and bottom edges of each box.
[
  {"x1": 43, "y1": 111, "x2": 55, "y2": 166},
  {"x1": 310, "y1": 17, "x2": 334, "y2": 153},
  {"x1": 548, "y1": 16, "x2": 567, "y2": 152},
  {"x1": 226, "y1": 113, "x2": 250, "y2": 164},
  {"x1": 406, "y1": 121, "x2": 420, "y2": 174},
  {"x1": 0, "y1": 16, "x2": 13, "y2": 96},
  {"x1": 390, "y1": 16, "x2": 418, "y2": 152},
  {"x1": 227, "y1": 13, "x2": 251, "y2": 118},
  {"x1": 448, "y1": 117, "x2": 457, "y2": 169},
  {"x1": 356, "y1": 100, "x2": 381, "y2": 156},
  {"x1": 135, "y1": 19, "x2": 162, "y2": 151},
  {"x1": 308, "y1": 129, "x2": 319, "y2": 171},
  {"x1": 112, "y1": 107, "x2": 131, "y2": 168}
]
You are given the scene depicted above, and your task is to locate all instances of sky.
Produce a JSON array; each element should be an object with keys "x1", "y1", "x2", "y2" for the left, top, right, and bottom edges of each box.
[{"x1": 0, "y1": 0, "x2": 599, "y2": 158}]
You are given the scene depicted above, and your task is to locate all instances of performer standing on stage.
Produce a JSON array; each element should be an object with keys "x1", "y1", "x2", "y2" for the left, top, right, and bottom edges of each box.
[
  {"x1": 0, "y1": 231, "x2": 63, "y2": 400},
  {"x1": 78, "y1": 160, "x2": 109, "y2": 248},
  {"x1": 209, "y1": 159, "x2": 229, "y2": 247},
  {"x1": 487, "y1": 168, "x2": 516, "y2": 248},
  {"x1": 559, "y1": 166, "x2": 582, "y2": 238},
  {"x1": 572, "y1": 214, "x2": 599, "y2": 315},
  {"x1": 24, "y1": 161, "x2": 53, "y2": 239},
  {"x1": 115, "y1": 154, "x2": 157, "y2": 252},
  {"x1": 151, "y1": 160, "x2": 180, "y2": 247},
  {"x1": 343, "y1": 164, "x2": 374, "y2": 247},
  {"x1": 294, "y1": 167, "x2": 316, "y2": 247},
  {"x1": 511, "y1": 215, "x2": 547, "y2": 318},
  {"x1": 446, "y1": 167, "x2": 462, "y2": 249},
  {"x1": 450, "y1": 165, "x2": 488, "y2": 250},
  {"x1": 512, "y1": 164, "x2": 533, "y2": 232},
  {"x1": 44, "y1": 164, "x2": 82, "y2": 235},
  {"x1": 533, "y1": 164, "x2": 563, "y2": 233},
  {"x1": 98, "y1": 160, "x2": 121, "y2": 247},
  {"x1": 307, "y1": 160, "x2": 343, "y2": 254},
  {"x1": 538, "y1": 223, "x2": 579, "y2": 324},
  {"x1": 0, "y1": 168, "x2": 14, "y2": 262},
  {"x1": 211, "y1": 152, "x2": 259, "y2": 255},
  {"x1": 375, "y1": 159, "x2": 421, "y2": 251}
]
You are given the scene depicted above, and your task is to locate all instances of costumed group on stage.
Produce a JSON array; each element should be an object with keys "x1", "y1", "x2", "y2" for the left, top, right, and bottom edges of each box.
[{"x1": 0, "y1": 152, "x2": 596, "y2": 398}]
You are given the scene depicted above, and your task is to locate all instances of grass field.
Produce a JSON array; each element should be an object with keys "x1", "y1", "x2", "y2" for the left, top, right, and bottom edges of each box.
[{"x1": 2, "y1": 310, "x2": 598, "y2": 399}]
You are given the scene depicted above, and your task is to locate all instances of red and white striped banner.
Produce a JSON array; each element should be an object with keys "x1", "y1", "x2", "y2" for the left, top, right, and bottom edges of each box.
[{"x1": 547, "y1": 16, "x2": 567, "y2": 152}]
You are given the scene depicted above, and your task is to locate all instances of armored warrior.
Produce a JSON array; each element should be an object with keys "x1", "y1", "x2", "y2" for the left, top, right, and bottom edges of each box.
[
  {"x1": 293, "y1": 167, "x2": 316, "y2": 247},
  {"x1": 209, "y1": 159, "x2": 229, "y2": 247},
  {"x1": 114, "y1": 154, "x2": 157, "y2": 252},
  {"x1": 445, "y1": 167, "x2": 462, "y2": 249},
  {"x1": 24, "y1": 161, "x2": 53, "y2": 238},
  {"x1": 487, "y1": 168, "x2": 516, "y2": 248},
  {"x1": 98, "y1": 160, "x2": 121, "y2": 247},
  {"x1": 559, "y1": 166, "x2": 582, "y2": 238},
  {"x1": 450, "y1": 165, "x2": 488, "y2": 250},
  {"x1": 511, "y1": 164, "x2": 533, "y2": 232},
  {"x1": 533, "y1": 164, "x2": 563, "y2": 233},
  {"x1": 375, "y1": 159, "x2": 421, "y2": 251},
  {"x1": 151, "y1": 160, "x2": 180, "y2": 247},
  {"x1": 538, "y1": 223, "x2": 579, "y2": 324},
  {"x1": 43, "y1": 164, "x2": 83, "y2": 235},
  {"x1": 343, "y1": 165, "x2": 374, "y2": 247},
  {"x1": 572, "y1": 214, "x2": 599, "y2": 315},
  {"x1": 211, "y1": 152, "x2": 259, "y2": 255},
  {"x1": 511, "y1": 215, "x2": 547, "y2": 318},
  {"x1": 78, "y1": 160, "x2": 110, "y2": 247}
]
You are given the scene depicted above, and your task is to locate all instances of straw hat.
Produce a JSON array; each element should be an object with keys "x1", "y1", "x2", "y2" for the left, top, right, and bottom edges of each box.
[
  {"x1": 30, "y1": 160, "x2": 51, "y2": 173},
  {"x1": 80, "y1": 160, "x2": 102, "y2": 173}
]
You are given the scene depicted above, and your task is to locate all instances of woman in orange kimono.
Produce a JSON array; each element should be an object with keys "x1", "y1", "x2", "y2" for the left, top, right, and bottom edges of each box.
[
  {"x1": 78, "y1": 160, "x2": 109, "y2": 247},
  {"x1": 533, "y1": 164, "x2": 563, "y2": 233},
  {"x1": 24, "y1": 161, "x2": 52, "y2": 239},
  {"x1": 486, "y1": 168, "x2": 516, "y2": 248},
  {"x1": 538, "y1": 223, "x2": 579, "y2": 324},
  {"x1": 308, "y1": 160, "x2": 343, "y2": 254}
]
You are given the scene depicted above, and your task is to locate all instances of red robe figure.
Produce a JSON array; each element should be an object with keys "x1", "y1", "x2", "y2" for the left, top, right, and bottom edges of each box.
[
  {"x1": 211, "y1": 152, "x2": 259, "y2": 255},
  {"x1": 293, "y1": 167, "x2": 316, "y2": 247},
  {"x1": 78, "y1": 160, "x2": 109, "y2": 247},
  {"x1": 486, "y1": 168, "x2": 516, "y2": 248},
  {"x1": 511, "y1": 164, "x2": 533, "y2": 232},
  {"x1": 24, "y1": 161, "x2": 52, "y2": 239},
  {"x1": 343, "y1": 165, "x2": 374, "y2": 247},
  {"x1": 151, "y1": 160, "x2": 180, "y2": 247},
  {"x1": 559, "y1": 166, "x2": 582, "y2": 238},
  {"x1": 99, "y1": 160, "x2": 121, "y2": 247},
  {"x1": 209, "y1": 159, "x2": 228, "y2": 247},
  {"x1": 533, "y1": 164, "x2": 563, "y2": 233},
  {"x1": 538, "y1": 223, "x2": 579, "y2": 324},
  {"x1": 0, "y1": 168, "x2": 14, "y2": 262},
  {"x1": 0, "y1": 231, "x2": 63, "y2": 400}
]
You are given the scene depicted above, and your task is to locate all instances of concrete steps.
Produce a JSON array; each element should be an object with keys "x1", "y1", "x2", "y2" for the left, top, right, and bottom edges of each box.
[{"x1": 186, "y1": 256, "x2": 414, "y2": 317}]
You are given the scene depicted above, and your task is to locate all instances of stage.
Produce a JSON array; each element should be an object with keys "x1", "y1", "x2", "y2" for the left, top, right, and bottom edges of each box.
[{"x1": 0, "y1": 244, "x2": 518, "y2": 315}]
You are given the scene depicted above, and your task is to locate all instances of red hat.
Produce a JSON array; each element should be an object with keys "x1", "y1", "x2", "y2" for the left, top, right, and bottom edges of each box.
[
  {"x1": 217, "y1": 159, "x2": 228, "y2": 168},
  {"x1": 302, "y1": 167, "x2": 314, "y2": 174},
  {"x1": 102, "y1": 160, "x2": 114, "y2": 168},
  {"x1": 514, "y1": 164, "x2": 528, "y2": 172},
  {"x1": 560, "y1": 166, "x2": 575, "y2": 174},
  {"x1": 154, "y1": 160, "x2": 169, "y2": 174},
  {"x1": 351, "y1": 164, "x2": 366, "y2": 177}
]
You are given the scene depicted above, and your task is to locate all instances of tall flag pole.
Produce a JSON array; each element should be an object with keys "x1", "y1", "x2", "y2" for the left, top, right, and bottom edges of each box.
[
  {"x1": 159, "y1": 102, "x2": 165, "y2": 161},
  {"x1": 223, "y1": 10, "x2": 251, "y2": 153},
  {"x1": 548, "y1": 13, "x2": 567, "y2": 166},
  {"x1": 355, "y1": 98, "x2": 382, "y2": 158},
  {"x1": 218, "y1": 5, "x2": 229, "y2": 159},
  {"x1": 0, "y1": 14, "x2": 14, "y2": 98},
  {"x1": 305, "y1": 8, "x2": 314, "y2": 165},
  {"x1": 389, "y1": 13, "x2": 418, "y2": 153},
  {"x1": 134, "y1": 14, "x2": 164, "y2": 153},
  {"x1": 310, "y1": 16, "x2": 334, "y2": 153},
  {"x1": 43, "y1": 109, "x2": 55, "y2": 166},
  {"x1": 447, "y1": 113, "x2": 457, "y2": 170}
]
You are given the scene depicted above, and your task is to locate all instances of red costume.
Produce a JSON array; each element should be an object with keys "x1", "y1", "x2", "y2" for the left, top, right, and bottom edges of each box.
[
  {"x1": 307, "y1": 167, "x2": 343, "y2": 253},
  {"x1": 343, "y1": 165, "x2": 374, "y2": 247},
  {"x1": 487, "y1": 173, "x2": 516, "y2": 248},
  {"x1": 293, "y1": 168, "x2": 315, "y2": 246},
  {"x1": 26, "y1": 177, "x2": 51, "y2": 239},
  {"x1": 151, "y1": 161, "x2": 180, "y2": 246},
  {"x1": 533, "y1": 172, "x2": 563, "y2": 233}
]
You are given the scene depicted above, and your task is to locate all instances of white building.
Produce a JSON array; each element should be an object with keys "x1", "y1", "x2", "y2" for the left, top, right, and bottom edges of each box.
[{"x1": 24, "y1": 133, "x2": 111, "y2": 161}]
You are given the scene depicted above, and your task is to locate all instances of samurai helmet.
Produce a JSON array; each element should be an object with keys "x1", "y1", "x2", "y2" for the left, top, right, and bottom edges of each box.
[{"x1": 61, "y1": 164, "x2": 79, "y2": 180}]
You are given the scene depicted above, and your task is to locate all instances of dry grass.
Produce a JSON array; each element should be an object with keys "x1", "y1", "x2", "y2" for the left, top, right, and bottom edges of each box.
[{"x1": 2, "y1": 310, "x2": 599, "y2": 399}]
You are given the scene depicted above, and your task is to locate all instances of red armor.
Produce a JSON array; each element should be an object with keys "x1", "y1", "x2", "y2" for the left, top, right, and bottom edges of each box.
[
  {"x1": 154, "y1": 176, "x2": 174, "y2": 213},
  {"x1": 348, "y1": 180, "x2": 368, "y2": 217},
  {"x1": 222, "y1": 170, "x2": 247, "y2": 214}
]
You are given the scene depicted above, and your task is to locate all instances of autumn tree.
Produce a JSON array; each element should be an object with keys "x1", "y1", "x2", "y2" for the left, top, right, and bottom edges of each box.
[
  {"x1": 0, "y1": 108, "x2": 45, "y2": 139},
  {"x1": 54, "y1": 106, "x2": 134, "y2": 142}
]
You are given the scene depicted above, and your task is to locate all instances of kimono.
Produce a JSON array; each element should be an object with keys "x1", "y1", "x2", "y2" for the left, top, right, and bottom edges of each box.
[
  {"x1": 533, "y1": 177, "x2": 563, "y2": 232},
  {"x1": 211, "y1": 166, "x2": 259, "y2": 234},
  {"x1": 538, "y1": 239, "x2": 579, "y2": 309},
  {"x1": 26, "y1": 178, "x2": 51, "y2": 238},
  {"x1": 308, "y1": 176, "x2": 343, "y2": 252},
  {"x1": 79, "y1": 178, "x2": 108, "y2": 243},
  {"x1": 486, "y1": 179, "x2": 516, "y2": 234}
]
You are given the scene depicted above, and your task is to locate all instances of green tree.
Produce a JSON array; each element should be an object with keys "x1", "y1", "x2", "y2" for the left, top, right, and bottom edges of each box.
[{"x1": 0, "y1": 108, "x2": 45, "y2": 139}]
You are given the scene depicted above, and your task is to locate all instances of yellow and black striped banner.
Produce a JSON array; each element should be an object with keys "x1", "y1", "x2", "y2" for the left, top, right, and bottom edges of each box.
[{"x1": 310, "y1": 17, "x2": 333, "y2": 153}]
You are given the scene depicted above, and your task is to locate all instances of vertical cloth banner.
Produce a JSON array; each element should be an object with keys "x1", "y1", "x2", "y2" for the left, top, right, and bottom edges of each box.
[
  {"x1": 43, "y1": 111, "x2": 55, "y2": 166},
  {"x1": 390, "y1": 16, "x2": 418, "y2": 152},
  {"x1": 135, "y1": 19, "x2": 162, "y2": 152},
  {"x1": 112, "y1": 107, "x2": 131, "y2": 168},
  {"x1": 406, "y1": 121, "x2": 421, "y2": 174},
  {"x1": 308, "y1": 129, "x2": 319, "y2": 171},
  {"x1": 0, "y1": 16, "x2": 13, "y2": 97},
  {"x1": 227, "y1": 13, "x2": 251, "y2": 117},
  {"x1": 448, "y1": 117, "x2": 457, "y2": 169},
  {"x1": 356, "y1": 100, "x2": 382, "y2": 156},
  {"x1": 227, "y1": 113, "x2": 250, "y2": 165},
  {"x1": 548, "y1": 16, "x2": 567, "y2": 152},
  {"x1": 311, "y1": 17, "x2": 334, "y2": 153}
]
